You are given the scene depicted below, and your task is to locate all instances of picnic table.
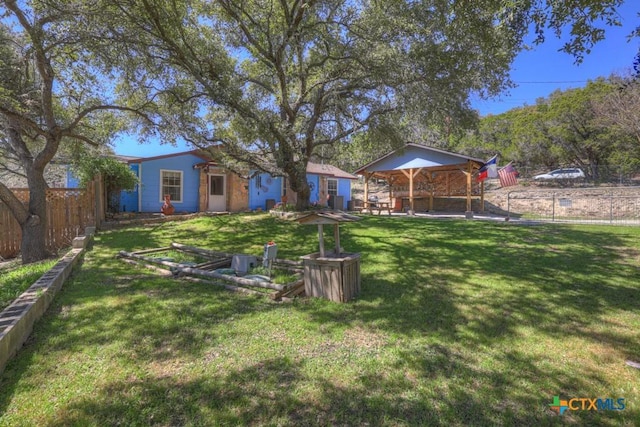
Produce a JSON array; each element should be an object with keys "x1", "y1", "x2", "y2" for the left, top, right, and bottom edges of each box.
[{"x1": 363, "y1": 201, "x2": 391, "y2": 216}]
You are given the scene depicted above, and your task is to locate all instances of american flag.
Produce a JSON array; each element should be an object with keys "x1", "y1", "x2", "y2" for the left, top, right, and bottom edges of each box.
[{"x1": 498, "y1": 163, "x2": 518, "y2": 187}]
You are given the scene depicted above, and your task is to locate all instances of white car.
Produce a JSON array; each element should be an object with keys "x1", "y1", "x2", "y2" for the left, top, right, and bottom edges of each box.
[{"x1": 533, "y1": 168, "x2": 585, "y2": 180}]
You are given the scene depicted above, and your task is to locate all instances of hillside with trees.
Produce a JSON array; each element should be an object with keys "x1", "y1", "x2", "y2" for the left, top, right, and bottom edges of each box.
[{"x1": 450, "y1": 70, "x2": 640, "y2": 182}]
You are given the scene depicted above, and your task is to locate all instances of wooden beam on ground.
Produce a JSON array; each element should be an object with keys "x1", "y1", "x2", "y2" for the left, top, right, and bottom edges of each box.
[
  {"x1": 177, "y1": 266, "x2": 287, "y2": 291},
  {"x1": 270, "y1": 278, "x2": 305, "y2": 300},
  {"x1": 131, "y1": 246, "x2": 173, "y2": 255},
  {"x1": 118, "y1": 250, "x2": 191, "y2": 270},
  {"x1": 194, "y1": 259, "x2": 233, "y2": 270},
  {"x1": 118, "y1": 257, "x2": 173, "y2": 276},
  {"x1": 181, "y1": 276, "x2": 265, "y2": 296},
  {"x1": 170, "y1": 242, "x2": 235, "y2": 259}
]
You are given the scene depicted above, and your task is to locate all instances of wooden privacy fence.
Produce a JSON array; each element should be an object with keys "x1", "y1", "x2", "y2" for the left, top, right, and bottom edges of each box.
[{"x1": 0, "y1": 182, "x2": 97, "y2": 259}]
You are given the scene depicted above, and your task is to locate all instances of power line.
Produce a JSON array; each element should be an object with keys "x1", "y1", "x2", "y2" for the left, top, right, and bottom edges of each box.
[{"x1": 514, "y1": 80, "x2": 588, "y2": 84}]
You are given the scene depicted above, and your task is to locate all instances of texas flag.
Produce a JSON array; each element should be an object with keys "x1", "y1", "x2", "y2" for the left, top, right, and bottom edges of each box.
[{"x1": 477, "y1": 155, "x2": 498, "y2": 182}]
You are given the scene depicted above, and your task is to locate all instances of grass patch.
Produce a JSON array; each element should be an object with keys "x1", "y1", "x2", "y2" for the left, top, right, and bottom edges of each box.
[
  {"x1": 248, "y1": 265, "x2": 299, "y2": 285},
  {"x1": 1, "y1": 213, "x2": 639, "y2": 425},
  {"x1": 0, "y1": 259, "x2": 57, "y2": 312}
]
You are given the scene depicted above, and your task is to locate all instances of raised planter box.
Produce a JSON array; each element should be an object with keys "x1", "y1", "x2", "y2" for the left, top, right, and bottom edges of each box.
[
  {"x1": 0, "y1": 248, "x2": 84, "y2": 374},
  {"x1": 301, "y1": 252, "x2": 361, "y2": 303}
]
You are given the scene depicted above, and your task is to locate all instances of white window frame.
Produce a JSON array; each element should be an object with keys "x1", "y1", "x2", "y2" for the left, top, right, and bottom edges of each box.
[
  {"x1": 160, "y1": 169, "x2": 183, "y2": 203},
  {"x1": 327, "y1": 178, "x2": 338, "y2": 196}
]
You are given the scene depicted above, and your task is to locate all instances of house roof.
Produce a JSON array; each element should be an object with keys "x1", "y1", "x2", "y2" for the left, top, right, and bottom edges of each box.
[
  {"x1": 307, "y1": 162, "x2": 358, "y2": 180},
  {"x1": 114, "y1": 154, "x2": 142, "y2": 163},
  {"x1": 354, "y1": 143, "x2": 484, "y2": 175},
  {"x1": 125, "y1": 149, "x2": 211, "y2": 164}
]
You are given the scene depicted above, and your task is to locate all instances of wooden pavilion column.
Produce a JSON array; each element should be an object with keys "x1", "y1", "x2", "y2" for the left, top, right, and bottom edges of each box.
[
  {"x1": 466, "y1": 161, "x2": 473, "y2": 213},
  {"x1": 428, "y1": 172, "x2": 434, "y2": 211},
  {"x1": 400, "y1": 168, "x2": 422, "y2": 214},
  {"x1": 363, "y1": 173, "x2": 370, "y2": 211},
  {"x1": 480, "y1": 180, "x2": 485, "y2": 213},
  {"x1": 409, "y1": 168, "x2": 414, "y2": 213}
]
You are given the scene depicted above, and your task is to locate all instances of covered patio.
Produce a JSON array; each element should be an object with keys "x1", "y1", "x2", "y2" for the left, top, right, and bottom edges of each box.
[{"x1": 354, "y1": 144, "x2": 487, "y2": 215}]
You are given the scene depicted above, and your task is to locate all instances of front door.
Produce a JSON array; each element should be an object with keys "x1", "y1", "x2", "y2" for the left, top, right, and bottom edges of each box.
[{"x1": 208, "y1": 174, "x2": 226, "y2": 211}]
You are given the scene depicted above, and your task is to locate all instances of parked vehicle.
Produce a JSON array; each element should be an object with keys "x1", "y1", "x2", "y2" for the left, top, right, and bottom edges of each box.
[{"x1": 533, "y1": 168, "x2": 585, "y2": 180}]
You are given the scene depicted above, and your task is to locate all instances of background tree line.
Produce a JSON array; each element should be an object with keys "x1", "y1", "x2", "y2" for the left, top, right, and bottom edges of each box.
[
  {"x1": 453, "y1": 72, "x2": 640, "y2": 180},
  {"x1": 329, "y1": 69, "x2": 640, "y2": 182}
]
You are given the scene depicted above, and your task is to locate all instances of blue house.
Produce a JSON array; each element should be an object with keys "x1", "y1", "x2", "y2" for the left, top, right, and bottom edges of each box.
[
  {"x1": 117, "y1": 150, "x2": 251, "y2": 213},
  {"x1": 68, "y1": 150, "x2": 356, "y2": 213}
]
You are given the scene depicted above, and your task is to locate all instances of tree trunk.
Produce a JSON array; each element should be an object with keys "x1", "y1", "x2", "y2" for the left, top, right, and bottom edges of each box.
[
  {"x1": 294, "y1": 181, "x2": 311, "y2": 211},
  {"x1": 21, "y1": 211, "x2": 49, "y2": 263},
  {"x1": 21, "y1": 172, "x2": 50, "y2": 264},
  {"x1": 284, "y1": 160, "x2": 311, "y2": 211}
]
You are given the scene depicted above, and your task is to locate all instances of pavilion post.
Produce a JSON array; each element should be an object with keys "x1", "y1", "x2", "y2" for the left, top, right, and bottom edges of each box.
[
  {"x1": 480, "y1": 180, "x2": 485, "y2": 212},
  {"x1": 388, "y1": 176, "x2": 394, "y2": 212},
  {"x1": 409, "y1": 168, "x2": 414, "y2": 214},
  {"x1": 363, "y1": 173, "x2": 370, "y2": 212},
  {"x1": 429, "y1": 172, "x2": 434, "y2": 211},
  {"x1": 465, "y1": 161, "x2": 473, "y2": 218}
]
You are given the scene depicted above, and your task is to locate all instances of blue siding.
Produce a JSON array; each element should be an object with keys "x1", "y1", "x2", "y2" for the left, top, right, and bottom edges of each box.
[
  {"x1": 247, "y1": 171, "x2": 352, "y2": 210},
  {"x1": 336, "y1": 179, "x2": 352, "y2": 210},
  {"x1": 308, "y1": 175, "x2": 320, "y2": 204},
  {"x1": 65, "y1": 167, "x2": 81, "y2": 188},
  {"x1": 248, "y1": 173, "x2": 283, "y2": 210},
  {"x1": 138, "y1": 154, "x2": 202, "y2": 213},
  {"x1": 119, "y1": 164, "x2": 139, "y2": 212}
]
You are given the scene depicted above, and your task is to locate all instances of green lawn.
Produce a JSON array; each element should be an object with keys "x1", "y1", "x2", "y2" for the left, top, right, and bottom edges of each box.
[
  {"x1": 0, "y1": 259, "x2": 57, "y2": 312},
  {"x1": 1, "y1": 213, "x2": 639, "y2": 426}
]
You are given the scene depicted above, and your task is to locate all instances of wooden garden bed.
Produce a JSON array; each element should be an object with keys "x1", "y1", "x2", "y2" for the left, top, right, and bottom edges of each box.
[{"x1": 117, "y1": 242, "x2": 305, "y2": 301}]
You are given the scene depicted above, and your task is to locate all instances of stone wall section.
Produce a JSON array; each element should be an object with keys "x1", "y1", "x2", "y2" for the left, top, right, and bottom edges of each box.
[{"x1": 0, "y1": 230, "x2": 93, "y2": 374}]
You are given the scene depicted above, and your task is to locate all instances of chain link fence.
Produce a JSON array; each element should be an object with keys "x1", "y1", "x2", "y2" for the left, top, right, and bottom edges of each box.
[{"x1": 499, "y1": 188, "x2": 640, "y2": 225}]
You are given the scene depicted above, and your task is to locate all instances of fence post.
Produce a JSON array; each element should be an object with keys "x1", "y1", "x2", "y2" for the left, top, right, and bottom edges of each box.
[
  {"x1": 552, "y1": 192, "x2": 556, "y2": 222},
  {"x1": 610, "y1": 192, "x2": 613, "y2": 224},
  {"x1": 507, "y1": 191, "x2": 511, "y2": 219},
  {"x1": 93, "y1": 174, "x2": 104, "y2": 229}
]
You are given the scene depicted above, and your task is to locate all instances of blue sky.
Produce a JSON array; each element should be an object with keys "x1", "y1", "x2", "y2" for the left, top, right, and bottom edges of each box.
[
  {"x1": 472, "y1": 0, "x2": 639, "y2": 116},
  {"x1": 113, "y1": 2, "x2": 640, "y2": 157}
]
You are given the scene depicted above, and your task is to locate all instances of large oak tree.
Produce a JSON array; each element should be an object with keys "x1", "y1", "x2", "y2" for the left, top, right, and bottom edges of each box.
[
  {"x1": 84, "y1": 0, "x2": 629, "y2": 210},
  {"x1": 0, "y1": 0, "x2": 144, "y2": 263}
]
